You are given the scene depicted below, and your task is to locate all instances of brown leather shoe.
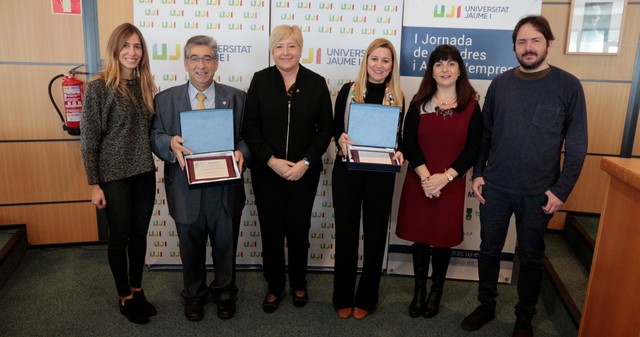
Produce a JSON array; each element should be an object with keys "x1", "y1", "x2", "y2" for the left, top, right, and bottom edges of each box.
[
  {"x1": 512, "y1": 314, "x2": 533, "y2": 337},
  {"x1": 337, "y1": 307, "x2": 353, "y2": 319},
  {"x1": 353, "y1": 307, "x2": 369, "y2": 320},
  {"x1": 461, "y1": 305, "x2": 495, "y2": 331}
]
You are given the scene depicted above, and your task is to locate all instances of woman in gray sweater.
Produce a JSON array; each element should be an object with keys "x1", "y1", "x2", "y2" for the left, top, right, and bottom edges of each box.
[{"x1": 80, "y1": 23, "x2": 157, "y2": 325}]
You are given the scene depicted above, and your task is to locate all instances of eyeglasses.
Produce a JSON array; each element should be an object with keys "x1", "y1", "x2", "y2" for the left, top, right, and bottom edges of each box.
[{"x1": 187, "y1": 55, "x2": 216, "y2": 64}]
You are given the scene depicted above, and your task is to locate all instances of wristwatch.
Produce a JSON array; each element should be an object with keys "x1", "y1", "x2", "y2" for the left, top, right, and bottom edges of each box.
[
  {"x1": 445, "y1": 170, "x2": 454, "y2": 182},
  {"x1": 303, "y1": 157, "x2": 310, "y2": 166}
]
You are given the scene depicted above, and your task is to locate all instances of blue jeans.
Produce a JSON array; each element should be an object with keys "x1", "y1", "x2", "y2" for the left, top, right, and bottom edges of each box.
[{"x1": 477, "y1": 183, "x2": 552, "y2": 316}]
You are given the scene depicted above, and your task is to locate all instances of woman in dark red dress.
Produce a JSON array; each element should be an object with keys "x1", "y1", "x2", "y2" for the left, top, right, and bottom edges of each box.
[{"x1": 396, "y1": 45, "x2": 482, "y2": 318}]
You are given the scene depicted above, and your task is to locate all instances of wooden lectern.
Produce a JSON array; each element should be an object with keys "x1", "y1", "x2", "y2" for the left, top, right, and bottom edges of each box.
[{"x1": 578, "y1": 157, "x2": 640, "y2": 337}]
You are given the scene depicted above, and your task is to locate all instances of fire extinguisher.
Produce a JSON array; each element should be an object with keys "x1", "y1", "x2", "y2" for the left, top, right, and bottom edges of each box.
[{"x1": 48, "y1": 65, "x2": 89, "y2": 135}]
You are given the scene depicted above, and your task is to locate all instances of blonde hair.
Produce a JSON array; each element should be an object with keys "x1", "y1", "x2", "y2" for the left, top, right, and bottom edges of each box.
[
  {"x1": 269, "y1": 25, "x2": 303, "y2": 52},
  {"x1": 352, "y1": 38, "x2": 403, "y2": 106},
  {"x1": 93, "y1": 23, "x2": 156, "y2": 114}
]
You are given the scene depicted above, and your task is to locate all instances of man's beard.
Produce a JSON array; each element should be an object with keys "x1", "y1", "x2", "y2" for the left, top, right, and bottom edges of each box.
[{"x1": 517, "y1": 49, "x2": 548, "y2": 70}]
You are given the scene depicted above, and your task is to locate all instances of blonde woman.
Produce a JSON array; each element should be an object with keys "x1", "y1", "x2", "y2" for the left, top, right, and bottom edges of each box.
[{"x1": 332, "y1": 38, "x2": 404, "y2": 320}]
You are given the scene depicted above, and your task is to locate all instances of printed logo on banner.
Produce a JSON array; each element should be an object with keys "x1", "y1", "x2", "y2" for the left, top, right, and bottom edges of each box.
[
  {"x1": 384, "y1": 4, "x2": 399, "y2": 12},
  {"x1": 162, "y1": 74, "x2": 178, "y2": 81},
  {"x1": 244, "y1": 11, "x2": 258, "y2": 18},
  {"x1": 329, "y1": 15, "x2": 342, "y2": 22},
  {"x1": 304, "y1": 14, "x2": 318, "y2": 21},
  {"x1": 207, "y1": 23, "x2": 221, "y2": 30},
  {"x1": 152, "y1": 44, "x2": 181, "y2": 60},
  {"x1": 362, "y1": 4, "x2": 376, "y2": 11},
  {"x1": 145, "y1": 9, "x2": 159, "y2": 16},
  {"x1": 319, "y1": 3, "x2": 332, "y2": 10},
  {"x1": 318, "y1": 26, "x2": 332, "y2": 33},
  {"x1": 280, "y1": 13, "x2": 294, "y2": 20},
  {"x1": 250, "y1": 0, "x2": 265, "y2": 7},
  {"x1": 250, "y1": 24, "x2": 264, "y2": 31},
  {"x1": 169, "y1": 9, "x2": 183, "y2": 16},
  {"x1": 433, "y1": 4, "x2": 511, "y2": 19},
  {"x1": 162, "y1": 21, "x2": 176, "y2": 29},
  {"x1": 207, "y1": 0, "x2": 221, "y2": 4},
  {"x1": 195, "y1": 10, "x2": 209, "y2": 17},
  {"x1": 160, "y1": 0, "x2": 176, "y2": 4},
  {"x1": 152, "y1": 220, "x2": 166, "y2": 227},
  {"x1": 341, "y1": 3, "x2": 355, "y2": 10},
  {"x1": 352, "y1": 15, "x2": 366, "y2": 23},
  {"x1": 229, "y1": 0, "x2": 242, "y2": 6},
  {"x1": 139, "y1": 21, "x2": 154, "y2": 28},
  {"x1": 297, "y1": 2, "x2": 311, "y2": 9},
  {"x1": 302, "y1": 48, "x2": 321, "y2": 64},
  {"x1": 275, "y1": 1, "x2": 289, "y2": 9}
]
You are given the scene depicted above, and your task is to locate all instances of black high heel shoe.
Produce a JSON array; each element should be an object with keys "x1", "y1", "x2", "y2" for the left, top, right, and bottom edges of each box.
[{"x1": 262, "y1": 293, "x2": 284, "y2": 313}]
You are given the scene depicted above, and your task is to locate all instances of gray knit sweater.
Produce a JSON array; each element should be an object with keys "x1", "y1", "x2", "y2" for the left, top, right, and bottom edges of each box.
[{"x1": 80, "y1": 78, "x2": 155, "y2": 185}]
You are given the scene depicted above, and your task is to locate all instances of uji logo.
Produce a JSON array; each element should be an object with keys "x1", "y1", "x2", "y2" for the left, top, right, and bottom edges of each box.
[
  {"x1": 194, "y1": 10, "x2": 208, "y2": 17},
  {"x1": 244, "y1": 11, "x2": 258, "y2": 19},
  {"x1": 161, "y1": 21, "x2": 176, "y2": 29},
  {"x1": 170, "y1": 251, "x2": 181, "y2": 257},
  {"x1": 183, "y1": 0, "x2": 198, "y2": 4},
  {"x1": 153, "y1": 241, "x2": 167, "y2": 247},
  {"x1": 228, "y1": 0, "x2": 242, "y2": 5},
  {"x1": 249, "y1": 231, "x2": 260, "y2": 237},
  {"x1": 152, "y1": 209, "x2": 161, "y2": 215},
  {"x1": 361, "y1": 27, "x2": 375, "y2": 35},
  {"x1": 299, "y1": 25, "x2": 310, "y2": 33},
  {"x1": 152, "y1": 220, "x2": 166, "y2": 226},
  {"x1": 168, "y1": 231, "x2": 179, "y2": 237},
  {"x1": 219, "y1": 11, "x2": 233, "y2": 18},
  {"x1": 434, "y1": 5, "x2": 461, "y2": 18},
  {"x1": 383, "y1": 28, "x2": 397, "y2": 36},
  {"x1": 317, "y1": 26, "x2": 332, "y2": 33},
  {"x1": 243, "y1": 220, "x2": 257, "y2": 227},
  {"x1": 139, "y1": 21, "x2": 153, "y2": 28},
  {"x1": 144, "y1": 9, "x2": 159, "y2": 16},
  {"x1": 320, "y1": 222, "x2": 334, "y2": 229},
  {"x1": 275, "y1": 1, "x2": 289, "y2": 8},
  {"x1": 339, "y1": 27, "x2": 353, "y2": 34},
  {"x1": 228, "y1": 75, "x2": 242, "y2": 82},
  {"x1": 169, "y1": 9, "x2": 183, "y2": 16},
  {"x1": 321, "y1": 201, "x2": 332, "y2": 208},
  {"x1": 320, "y1": 243, "x2": 334, "y2": 250},
  {"x1": 250, "y1": 0, "x2": 264, "y2": 7},
  {"x1": 244, "y1": 241, "x2": 258, "y2": 247},
  {"x1": 206, "y1": 0, "x2": 220, "y2": 4},
  {"x1": 310, "y1": 253, "x2": 324, "y2": 259},
  {"x1": 162, "y1": 74, "x2": 177, "y2": 81},
  {"x1": 148, "y1": 230, "x2": 162, "y2": 237},
  {"x1": 161, "y1": 0, "x2": 175, "y2": 4},
  {"x1": 352, "y1": 15, "x2": 366, "y2": 23},
  {"x1": 207, "y1": 23, "x2": 221, "y2": 30},
  {"x1": 384, "y1": 4, "x2": 398, "y2": 12},
  {"x1": 250, "y1": 24, "x2": 264, "y2": 31},
  {"x1": 341, "y1": 3, "x2": 355, "y2": 10},
  {"x1": 376, "y1": 16, "x2": 390, "y2": 24},
  {"x1": 304, "y1": 14, "x2": 319, "y2": 21},
  {"x1": 297, "y1": 2, "x2": 311, "y2": 9},
  {"x1": 310, "y1": 232, "x2": 324, "y2": 239},
  {"x1": 149, "y1": 251, "x2": 163, "y2": 257},
  {"x1": 184, "y1": 22, "x2": 198, "y2": 29},
  {"x1": 153, "y1": 198, "x2": 166, "y2": 205},
  {"x1": 319, "y1": 2, "x2": 332, "y2": 10},
  {"x1": 138, "y1": 0, "x2": 153, "y2": 3},
  {"x1": 362, "y1": 4, "x2": 376, "y2": 11},
  {"x1": 229, "y1": 23, "x2": 243, "y2": 30},
  {"x1": 152, "y1": 43, "x2": 181, "y2": 60},
  {"x1": 329, "y1": 14, "x2": 342, "y2": 22},
  {"x1": 301, "y1": 48, "x2": 322, "y2": 64},
  {"x1": 280, "y1": 13, "x2": 294, "y2": 20}
]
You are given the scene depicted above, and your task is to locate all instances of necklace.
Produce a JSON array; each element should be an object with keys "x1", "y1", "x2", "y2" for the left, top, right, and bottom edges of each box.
[{"x1": 435, "y1": 94, "x2": 457, "y2": 106}]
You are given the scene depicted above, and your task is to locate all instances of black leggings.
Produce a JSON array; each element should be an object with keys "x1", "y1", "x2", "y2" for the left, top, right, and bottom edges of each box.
[{"x1": 100, "y1": 171, "x2": 155, "y2": 297}]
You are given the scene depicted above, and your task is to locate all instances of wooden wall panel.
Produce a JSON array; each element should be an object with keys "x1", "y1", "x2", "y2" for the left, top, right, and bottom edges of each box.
[
  {"x1": 583, "y1": 82, "x2": 630, "y2": 154},
  {"x1": 0, "y1": 143, "x2": 89, "y2": 205},
  {"x1": 0, "y1": 203, "x2": 98, "y2": 244},
  {"x1": 0, "y1": 0, "x2": 83, "y2": 63},
  {"x1": 98, "y1": 0, "x2": 134, "y2": 61},
  {"x1": 0, "y1": 65, "x2": 87, "y2": 140},
  {"x1": 564, "y1": 156, "x2": 610, "y2": 213}
]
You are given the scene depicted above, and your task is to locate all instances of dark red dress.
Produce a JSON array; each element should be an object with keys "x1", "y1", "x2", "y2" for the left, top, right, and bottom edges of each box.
[{"x1": 396, "y1": 100, "x2": 476, "y2": 247}]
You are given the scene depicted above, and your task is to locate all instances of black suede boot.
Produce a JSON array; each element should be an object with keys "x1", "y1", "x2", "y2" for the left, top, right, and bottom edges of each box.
[
  {"x1": 409, "y1": 243, "x2": 430, "y2": 318},
  {"x1": 424, "y1": 247, "x2": 451, "y2": 318}
]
